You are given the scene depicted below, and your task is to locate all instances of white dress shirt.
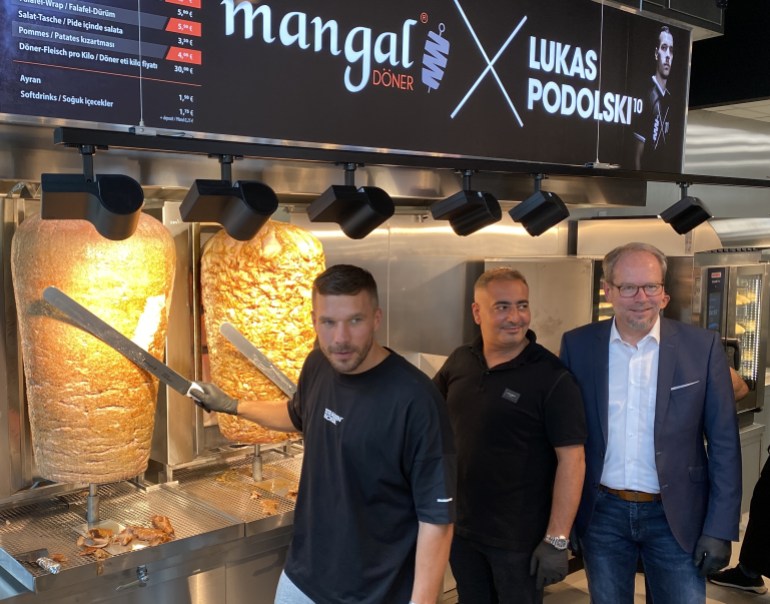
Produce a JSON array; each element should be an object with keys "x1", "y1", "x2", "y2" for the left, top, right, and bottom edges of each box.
[{"x1": 601, "y1": 317, "x2": 661, "y2": 494}]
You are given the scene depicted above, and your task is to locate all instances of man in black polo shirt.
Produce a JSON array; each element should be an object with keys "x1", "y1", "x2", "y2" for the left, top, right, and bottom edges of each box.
[{"x1": 433, "y1": 267, "x2": 586, "y2": 604}]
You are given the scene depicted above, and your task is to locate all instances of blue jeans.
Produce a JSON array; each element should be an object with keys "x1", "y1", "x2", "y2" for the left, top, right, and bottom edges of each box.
[
  {"x1": 450, "y1": 534, "x2": 542, "y2": 604},
  {"x1": 580, "y1": 489, "x2": 704, "y2": 604},
  {"x1": 274, "y1": 571, "x2": 315, "y2": 604}
]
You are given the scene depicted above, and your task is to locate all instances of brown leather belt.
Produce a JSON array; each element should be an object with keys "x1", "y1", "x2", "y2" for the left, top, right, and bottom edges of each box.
[{"x1": 599, "y1": 485, "x2": 661, "y2": 503}]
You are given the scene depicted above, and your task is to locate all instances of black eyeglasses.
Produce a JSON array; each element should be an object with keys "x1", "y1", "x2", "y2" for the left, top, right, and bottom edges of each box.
[{"x1": 609, "y1": 283, "x2": 664, "y2": 298}]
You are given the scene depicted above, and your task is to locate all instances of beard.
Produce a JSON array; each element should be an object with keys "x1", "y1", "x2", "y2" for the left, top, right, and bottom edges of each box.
[
  {"x1": 322, "y1": 337, "x2": 374, "y2": 374},
  {"x1": 621, "y1": 306, "x2": 660, "y2": 334},
  {"x1": 626, "y1": 315, "x2": 657, "y2": 333}
]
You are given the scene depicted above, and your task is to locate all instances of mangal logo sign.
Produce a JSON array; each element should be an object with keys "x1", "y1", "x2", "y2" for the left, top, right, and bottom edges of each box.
[
  {"x1": 220, "y1": 0, "x2": 641, "y2": 128},
  {"x1": 220, "y1": 0, "x2": 424, "y2": 93}
]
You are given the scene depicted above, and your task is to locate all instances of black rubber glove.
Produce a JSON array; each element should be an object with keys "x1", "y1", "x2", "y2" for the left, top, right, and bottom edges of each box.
[
  {"x1": 189, "y1": 382, "x2": 239, "y2": 415},
  {"x1": 530, "y1": 541, "x2": 569, "y2": 589},
  {"x1": 692, "y1": 534, "x2": 731, "y2": 577}
]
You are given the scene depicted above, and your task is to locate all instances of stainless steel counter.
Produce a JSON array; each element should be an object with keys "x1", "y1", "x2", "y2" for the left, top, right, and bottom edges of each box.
[{"x1": 0, "y1": 453, "x2": 301, "y2": 603}]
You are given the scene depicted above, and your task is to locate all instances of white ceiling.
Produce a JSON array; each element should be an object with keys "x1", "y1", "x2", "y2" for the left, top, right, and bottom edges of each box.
[{"x1": 701, "y1": 99, "x2": 770, "y2": 123}]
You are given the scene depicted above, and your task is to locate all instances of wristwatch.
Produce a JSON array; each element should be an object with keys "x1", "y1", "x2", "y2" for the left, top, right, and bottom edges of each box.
[{"x1": 543, "y1": 534, "x2": 569, "y2": 550}]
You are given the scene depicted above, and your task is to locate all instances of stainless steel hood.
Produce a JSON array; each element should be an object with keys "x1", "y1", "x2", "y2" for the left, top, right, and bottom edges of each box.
[
  {"x1": 708, "y1": 218, "x2": 770, "y2": 249},
  {"x1": 0, "y1": 122, "x2": 652, "y2": 210},
  {"x1": 2, "y1": 117, "x2": 770, "y2": 217}
]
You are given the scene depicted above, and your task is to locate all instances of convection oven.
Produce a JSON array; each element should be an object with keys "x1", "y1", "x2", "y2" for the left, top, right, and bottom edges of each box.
[{"x1": 692, "y1": 249, "x2": 770, "y2": 414}]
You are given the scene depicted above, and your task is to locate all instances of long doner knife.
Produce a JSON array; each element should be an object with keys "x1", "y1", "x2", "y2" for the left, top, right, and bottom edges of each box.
[
  {"x1": 42, "y1": 286, "x2": 202, "y2": 398},
  {"x1": 219, "y1": 322, "x2": 297, "y2": 397}
]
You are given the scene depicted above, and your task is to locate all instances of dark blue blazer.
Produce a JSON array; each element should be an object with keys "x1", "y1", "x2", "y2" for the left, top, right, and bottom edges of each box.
[{"x1": 560, "y1": 317, "x2": 742, "y2": 553}]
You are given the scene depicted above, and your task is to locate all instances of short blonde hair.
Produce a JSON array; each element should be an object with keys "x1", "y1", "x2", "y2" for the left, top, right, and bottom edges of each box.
[{"x1": 602, "y1": 242, "x2": 667, "y2": 284}]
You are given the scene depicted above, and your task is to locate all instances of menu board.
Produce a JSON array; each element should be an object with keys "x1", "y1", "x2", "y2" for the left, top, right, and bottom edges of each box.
[
  {"x1": 3, "y1": 0, "x2": 200, "y2": 127},
  {"x1": 0, "y1": 0, "x2": 691, "y2": 172}
]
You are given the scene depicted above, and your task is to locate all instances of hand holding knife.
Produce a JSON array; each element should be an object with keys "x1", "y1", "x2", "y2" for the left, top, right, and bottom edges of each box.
[
  {"x1": 177, "y1": 324, "x2": 298, "y2": 415},
  {"x1": 41, "y1": 287, "x2": 295, "y2": 416},
  {"x1": 184, "y1": 324, "x2": 298, "y2": 415}
]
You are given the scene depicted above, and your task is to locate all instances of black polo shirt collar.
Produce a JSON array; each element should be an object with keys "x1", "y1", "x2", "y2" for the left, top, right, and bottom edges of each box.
[{"x1": 469, "y1": 330, "x2": 540, "y2": 371}]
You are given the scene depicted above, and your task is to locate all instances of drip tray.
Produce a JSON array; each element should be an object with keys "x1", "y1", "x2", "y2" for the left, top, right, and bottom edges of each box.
[
  {"x1": 0, "y1": 481, "x2": 241, "y2": 593},
  {"x1": 171, "y1": 453, "x2": 301, "y2": 535},
  {"x1": 73, "y1": 519, "x2": 149, "y2": 556},
  {"x1": 252, "y1": 477, "x2": 297, "y2": 498}
]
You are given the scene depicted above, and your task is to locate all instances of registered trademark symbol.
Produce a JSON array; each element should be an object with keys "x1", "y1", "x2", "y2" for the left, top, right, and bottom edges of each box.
[{"x1": 420, "y1": 12, "x2": 429, "y2": 24}]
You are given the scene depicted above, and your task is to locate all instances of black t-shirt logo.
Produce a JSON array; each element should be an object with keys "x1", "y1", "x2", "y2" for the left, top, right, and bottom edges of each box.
[
  {"x1": 323, "y1": 408, "x2": 344, "y2": 425},
  {"x1": 502, "y1": 388, "x2": 520, "y2": 403}
]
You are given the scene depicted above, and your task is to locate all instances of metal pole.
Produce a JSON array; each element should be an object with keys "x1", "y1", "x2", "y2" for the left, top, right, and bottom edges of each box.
[
  {"x1": 86, "y1": 483, "x2": 100, "y2": 524},
  {"x1": 252, "y1": 444, "x2": 263, "y2": 482}
]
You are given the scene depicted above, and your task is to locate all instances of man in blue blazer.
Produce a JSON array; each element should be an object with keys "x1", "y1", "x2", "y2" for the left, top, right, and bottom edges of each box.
[{"x1": 560, "y1": 242, "x2": 741, "y2": 603}]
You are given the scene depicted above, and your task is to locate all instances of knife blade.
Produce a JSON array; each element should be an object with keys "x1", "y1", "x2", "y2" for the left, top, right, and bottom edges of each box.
[
  {"x1": 219, "y1": 322, "x2": 297, "y2": 397},
  {"x1": 42, "y1": 286, "x2": 202, "y2": 398}
]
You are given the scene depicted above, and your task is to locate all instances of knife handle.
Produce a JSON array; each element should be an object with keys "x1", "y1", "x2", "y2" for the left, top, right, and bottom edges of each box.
[
  {"x1": 185, "y1": 382, "x2": 203, "y2": 399},
  {"x1": 36, "y1": 557, "x2": 61, "y2": 574}
]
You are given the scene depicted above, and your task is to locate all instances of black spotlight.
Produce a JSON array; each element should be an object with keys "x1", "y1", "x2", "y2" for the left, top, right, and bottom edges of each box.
[
  {"x1": 40, "y1": 144, "x2": 144, "y2": 240},
  {"x1": 508, "y1": 174, "x2": 569, "y2": 237},
  {"x1": 660, "y1": 184, "x2": 711, "y2": 234},
  {"x1": 307, "y1": 163, "x2": 395, "y2": 239},
  {"x1": 41, "y1": 173, "x2": 144, "y2": 241},
  {"x1": 430, "y1": 170, "x2": 501, "y2": 236},
  {"x1": 179, "y1": 154, "x2": 279, "y2": 241},
  {"x1": 180, "y1": 180, "x2": 278, "y2": 241}
]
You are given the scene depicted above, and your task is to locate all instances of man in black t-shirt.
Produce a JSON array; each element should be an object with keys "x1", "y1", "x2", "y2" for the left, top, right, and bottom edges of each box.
[
  {"x1": 632, "y1": 26, "x2": 675, "y2": 170},
  {"x1": 433, "y1": 268, "x2": 586, "y2": 604},
  {"x1": 192, "y1": 264, "x2": 456, "y2": 604}
]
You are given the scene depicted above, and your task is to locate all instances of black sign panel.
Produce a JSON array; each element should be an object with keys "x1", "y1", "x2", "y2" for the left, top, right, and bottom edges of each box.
[{"x1": 0, "y1": 0, "x2": 690, "y2": 172}]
